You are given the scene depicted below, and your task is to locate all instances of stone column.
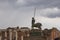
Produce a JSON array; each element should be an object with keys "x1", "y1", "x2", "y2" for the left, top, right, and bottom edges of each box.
[
  {"x1": 5, "y1": 31, "x2": 7, "y2": 40},
  {"x1": 16, "y1": 31, "x2": 18, "y2": 40},
  {"x1": 27, "y1": 34, "x2": 29, "y2": 37},
  {"x1": 0, "y1": 37, "x2": 1, "y2": 40},
  {"x1": 21, "y1": 35, "x2": 23, "y2": 40},
  {"x1": 9, "y1": 29, "x2": 12, "y2": 40}
]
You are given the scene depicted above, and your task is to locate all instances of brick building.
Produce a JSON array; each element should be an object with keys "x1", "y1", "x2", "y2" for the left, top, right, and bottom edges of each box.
[{"x1": 0, "y1": 27, "x2": 60, "y2": 40}]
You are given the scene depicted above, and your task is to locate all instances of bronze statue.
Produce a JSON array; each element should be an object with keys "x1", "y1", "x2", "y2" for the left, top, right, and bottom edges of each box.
[{"x1": 31, "y1": 17, "x2": 42, "y2": 29}]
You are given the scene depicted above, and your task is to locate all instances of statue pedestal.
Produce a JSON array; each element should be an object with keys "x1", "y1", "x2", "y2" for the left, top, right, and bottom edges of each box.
[
  {"x1": 29, "y1": 29, "x2": 44, "y2": 40},
  {"x1": 30, "y1": 29, "x2": 42, "y2": 40},
  {"x1": 30, "y1": 29, "x2": 42, "y2": 36}
]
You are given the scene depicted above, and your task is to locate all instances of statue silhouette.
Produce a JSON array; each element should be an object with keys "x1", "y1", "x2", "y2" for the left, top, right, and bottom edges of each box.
[
  {"x1": 32, "y1": 17, "x2": 35, "y2": 28},
  {"x1": 31, "y1": 17, "x2": 42, "y2": 29}
]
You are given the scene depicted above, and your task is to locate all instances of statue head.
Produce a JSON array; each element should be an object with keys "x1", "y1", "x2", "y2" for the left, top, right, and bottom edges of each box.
[{"x1": 32, "y1": 17, "x2": 35, "y2": 20}]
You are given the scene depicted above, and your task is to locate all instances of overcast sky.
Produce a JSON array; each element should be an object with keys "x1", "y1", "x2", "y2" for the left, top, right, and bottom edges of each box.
[{"x1": 0, "y1": 0, "x2": 60, "y2": 30}]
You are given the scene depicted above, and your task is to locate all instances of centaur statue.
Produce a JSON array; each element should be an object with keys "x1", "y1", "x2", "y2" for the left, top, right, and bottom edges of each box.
[{"x1": 31, "y1": 17, "x2": 42, "y2": 29}]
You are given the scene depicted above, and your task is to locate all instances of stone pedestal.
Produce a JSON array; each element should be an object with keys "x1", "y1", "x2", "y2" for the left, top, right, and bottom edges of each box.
[{"x1": 30, "y1": 29, "x2": 43, "y2": 40}]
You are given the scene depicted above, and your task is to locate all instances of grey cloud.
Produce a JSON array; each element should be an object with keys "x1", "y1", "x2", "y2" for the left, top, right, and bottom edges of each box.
[
  {"x1": 0, "y1": 0, "x2": 17, "y2": 10},
  {"x1": 16, "y1": 0, "x2": 60, "y2": 8},
  {"x1": 1, "y1": 0, "x2": 60, "y2": 9},
  {"x1": 44, "y1": 13, "x2": 60, "y2": 18},
  {"x1": 39, "y1": 8, "x2": 60, "y2": 18}
]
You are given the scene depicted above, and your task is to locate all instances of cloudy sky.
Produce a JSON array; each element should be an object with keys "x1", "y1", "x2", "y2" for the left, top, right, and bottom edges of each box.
[{"x1": 0, "y1": 0, "x2": 60, "y2": 30}]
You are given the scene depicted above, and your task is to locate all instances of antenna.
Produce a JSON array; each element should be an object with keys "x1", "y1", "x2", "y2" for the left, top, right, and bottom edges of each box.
[{"x1": 34, "y1": 8, "x2": 36, "y2": 18}]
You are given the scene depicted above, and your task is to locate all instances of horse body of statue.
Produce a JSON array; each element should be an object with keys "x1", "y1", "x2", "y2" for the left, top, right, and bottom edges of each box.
[
  {"x1": 34, "y1": 23, "x2": 42, "y2": 29},
  {"x1": 32, "y1": 23, "x2": 42, "y2": 29}
]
